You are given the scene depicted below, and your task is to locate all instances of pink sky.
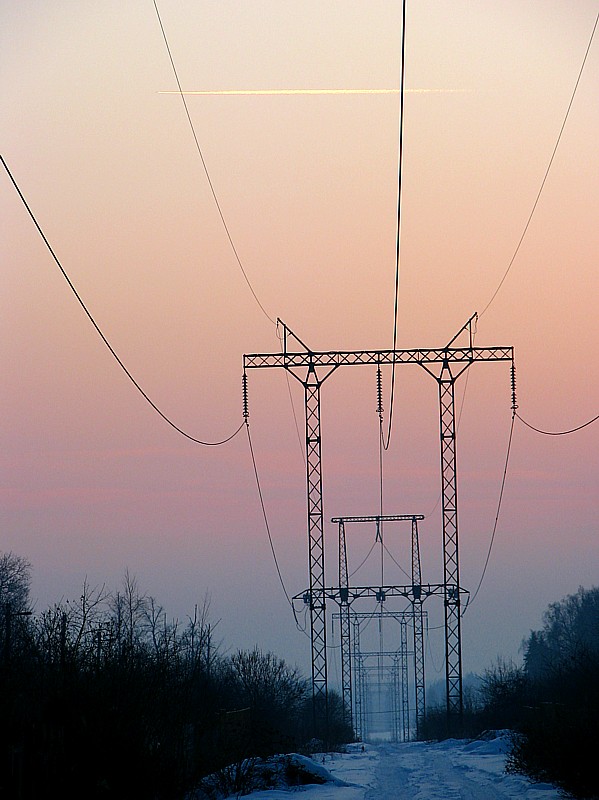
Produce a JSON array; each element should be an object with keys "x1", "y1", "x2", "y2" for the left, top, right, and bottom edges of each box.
[{"x1": 2, "y1": 1, "x2": 598, "y2": 679}]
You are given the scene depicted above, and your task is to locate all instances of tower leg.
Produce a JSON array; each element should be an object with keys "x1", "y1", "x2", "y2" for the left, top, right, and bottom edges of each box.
[
  {"x1": 305, "y1": 372, "x2": 328, "y2": 735},
  {"x1": 400, "y1": 620, "x2": 410, "y2": 741},
  {"x1": 438, "y1": 371, "x2": 463, "y2": 726},
  {"x1": 411, "y1": 518, "x2": 426, "y2": 737},
  {"x1": 338, "y1": 521, "x2": 353, "y2": 730},
  {"x1": 352, "y1": 616, "x2": 363, "y2": 741},
  {"x1": 413, "y1": 603, "x2": 426, "y2": 737}
]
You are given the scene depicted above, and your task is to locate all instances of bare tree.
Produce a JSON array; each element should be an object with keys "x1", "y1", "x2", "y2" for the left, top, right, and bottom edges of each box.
[
  {"x1": 0, "y1": 551, "x2": 31, "y2": 613},
  {"x1": 228, "y1": 647, "x2": 308, "y2": 755},
  {"x1": 181, "y1": 595, "x2": 216, "y2": 679},
  {"x1": 109, "y1": 569, "x2": 149, "y2": 662},
  {"x1": 1, "y1": 552, "x2": 33, "y2": 666}
]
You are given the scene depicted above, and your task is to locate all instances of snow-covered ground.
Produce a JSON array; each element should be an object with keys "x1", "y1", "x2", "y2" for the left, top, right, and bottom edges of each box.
[{"x1": 239, "y1": 732, "x2": 561, "y2": 800}]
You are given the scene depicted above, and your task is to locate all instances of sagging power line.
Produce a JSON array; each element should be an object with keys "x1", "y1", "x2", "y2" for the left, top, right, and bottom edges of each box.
[
  {"x1": 516, "y1": 411, "x2": 599, "y2": 436},
  {"x1": 383, "y1": 0, "x2": 408, "y2": 452},
  {"x1": 152, "y1": 0, "x2": 275, "y2": 326},
  {"x1": 479, "y1": 10, "x2": 599, "y2": 318},
  {"x1": 1, "y1": 155, "x2": 244, "y2": 447}
]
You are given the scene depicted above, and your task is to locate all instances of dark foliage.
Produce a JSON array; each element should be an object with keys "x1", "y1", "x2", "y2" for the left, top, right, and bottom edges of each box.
[
  {"x1": 0, "y1": 557, "x2": 352, "y2": 799},
  {"x1": 298, "y1": 689, "x2": 355, "y2": 752},
  {"x1": 420, "y1": 587, "x2": 599, "y2": 800},
  {"x1": 507, "y1": 698, "x2": 599, "y2": 800},
  {"x1": 417, "y1": 670, "x2": 515, "y2": 741},
  {"x1": 507, "y1": 586, "x2": 599, "y2": 800}
]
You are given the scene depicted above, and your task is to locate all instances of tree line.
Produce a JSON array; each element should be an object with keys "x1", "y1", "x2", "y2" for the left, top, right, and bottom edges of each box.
[
  {"x1": 0, "y1": 553, "x2": 352, "y2": 799},
  {"x1": 421, "y1": 584, "x2": 599, "y2": 800}
]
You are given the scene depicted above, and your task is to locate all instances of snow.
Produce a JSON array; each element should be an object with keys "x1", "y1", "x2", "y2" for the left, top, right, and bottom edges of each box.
[{"x1": 232, "y1": 732, "x2": 561, "y2": 800}]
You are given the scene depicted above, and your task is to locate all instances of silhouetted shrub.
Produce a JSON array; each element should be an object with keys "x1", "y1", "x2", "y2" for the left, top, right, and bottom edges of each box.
[
  {"x1": 504, "y1": 587, "x2": 599, "y2": 799},
  {"x1": 0, "y1": 556, "x2": 351, "y2": 799}
]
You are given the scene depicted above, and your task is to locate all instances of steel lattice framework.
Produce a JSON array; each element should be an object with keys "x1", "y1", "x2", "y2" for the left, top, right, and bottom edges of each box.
[
  {"x1": 244, "y1": 314, "x2": 513, "y2": 725},
  {"x1": 335, "y1": 610, "x2": 425, "y2": 740},
  {"x1": 337, "y1": 519, "x2": 352, "y2": 728},
  {"x1": 411, "y1": 516, "x2": 426, "y2": 736},
  {"x1": 398, "y1": 623, "x2": 410, "y2": 741},
  {"x1": 331, "y1": 514, "x2": 427, "y2": 736},
  {"x1": 357, "y1": 649, "x2": 412, "y2": 742},
  {"x1": 352, "y1": 615, "x2": 365, "y2": 740}
]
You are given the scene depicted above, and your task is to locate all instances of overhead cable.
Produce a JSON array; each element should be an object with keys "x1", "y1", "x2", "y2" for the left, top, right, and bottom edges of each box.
[
  {"x1": 276, "y1": 324, "x2": 306, "y2": 463},
  {"x1": 465, "y1": 361, "x2": 518, "y2": 610},
  {"x1": 284, "y1": 370, "x2": 306, "y2": 462},
  {"x1": 383, "y1": 0, "x2": 407, "y2": 450},
  {"x1": 2, "y1": 156, "x2": 245, "y2": 446},
  {"x1": 516, "y1": 410, "x2": 599, "y2": 436},
  {"x1": 382, "y1": 542, "x2": 411, "y2": 582},
  {"x1": 425, "y1": 624, "x2": 444, "y2": 675},
  {"x1": 480, "y1": 11, "x2": 599, "y2": 318},
  {"x1": 467, "y1": 412, "x2": 516, "y2": 610},
  {"x1": 152, "y1": 0, "x2": 275, "y2": 325},
  {"x1": 245, "y1": 421, "x2": 294, "y2": 607},
  {"x1": 245, "y1": 420, "x2": 339, "y2": 644},
  {"x1": 348, "y1": 538, "x2": 378, "y2": 580}
]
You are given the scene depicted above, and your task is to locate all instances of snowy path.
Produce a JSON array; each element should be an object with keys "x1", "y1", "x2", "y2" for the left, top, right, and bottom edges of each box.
[
  {"x1": 365, "y1": 741, "x2": 523, "y2": 800},
  {"x1": 360, "y1": 736, "x2": 559, "y2": 800},
  {"x1": 242, "y1": 733, "x2": 560, "y2": 800}
]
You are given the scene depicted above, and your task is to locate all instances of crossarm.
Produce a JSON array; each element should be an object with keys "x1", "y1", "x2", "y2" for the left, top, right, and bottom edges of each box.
[
  {"x1": 293, "y1": 583, "x2": 461, "y2": 605},
  {"x1": 244, "y1": 346, "x2": 513, "y2": 369}
]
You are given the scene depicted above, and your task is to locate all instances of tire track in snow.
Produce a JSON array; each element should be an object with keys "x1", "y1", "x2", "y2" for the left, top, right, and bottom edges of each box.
[{"x1": 365, "y1": 742, "x2": 512, "y2": 800}]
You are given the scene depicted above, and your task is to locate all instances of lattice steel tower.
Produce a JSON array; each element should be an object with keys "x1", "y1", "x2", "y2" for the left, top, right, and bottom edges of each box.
[{"x1": 244, "y1": 314, "x2": 513, "y2": 726}]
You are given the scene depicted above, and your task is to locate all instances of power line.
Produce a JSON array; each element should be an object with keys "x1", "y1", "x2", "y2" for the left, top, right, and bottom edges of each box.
[
  {"x1": 284, "y1": 369, "x2": 306, "y2": 462},
  {"x1": 276, "y1": 323, "x2": 306, "y2": 463},
  {"x1": 382, "y1": 542, "x2": 411, "y2": 582},
  {"x1": 516, "y1": 410, "x2": 599, "y2": 436},
  {"x1": 245, "y1": 422, "x2": 293, "y2": 606},
  {"x1": 467, "y1": 413, "x2": 516, "y2": 609},
  {"x1": 480, "y1": 11, "x2": 599, "y2": 318},
  {"x1": 349, "y1": 538, "x2": 378, "y2": 580},
  {"x1": 245, "y1": 421, "x2": 342, "y2": 646},
  {"x1": 383, "y1": 0, "x2": 407, "y2": 450},
  {"x1": 467, "y1": 361, "x2": 518, "y2": 609},
  {"x1": 152, "y1": 0, "x2": 275, "y2": 326},
  {"x1": 425, "y1": 624, "x2": 444, "y2": 675},
  {"x1": 1, "y1": 154, "x2": 244, "y2": 447}
]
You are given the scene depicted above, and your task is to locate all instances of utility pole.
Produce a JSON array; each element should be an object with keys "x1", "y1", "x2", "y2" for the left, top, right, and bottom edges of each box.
[{"x1": 244, "y1": 314, "x2": 513, "y2": 727}]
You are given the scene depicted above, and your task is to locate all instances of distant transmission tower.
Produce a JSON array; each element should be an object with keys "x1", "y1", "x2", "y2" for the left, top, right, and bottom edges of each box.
[{"x1": 331, "y1": 514, "x2": 427, "y2": 737}]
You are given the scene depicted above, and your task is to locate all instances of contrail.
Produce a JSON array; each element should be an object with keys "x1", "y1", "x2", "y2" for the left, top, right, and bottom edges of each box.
[{"x1": 158, "y1": 88, "x2": 468, "y2": 96}]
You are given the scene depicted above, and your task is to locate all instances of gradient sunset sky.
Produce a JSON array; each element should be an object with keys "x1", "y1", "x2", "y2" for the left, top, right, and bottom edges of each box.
[{"x1": 2, "y1": 1, "x2": 598, "y2": 681}]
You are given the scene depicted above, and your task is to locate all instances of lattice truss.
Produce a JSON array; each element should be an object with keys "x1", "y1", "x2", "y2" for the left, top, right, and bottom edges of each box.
[{"x1": 244, "y1": 315, "x2": 513, "y2": 728}]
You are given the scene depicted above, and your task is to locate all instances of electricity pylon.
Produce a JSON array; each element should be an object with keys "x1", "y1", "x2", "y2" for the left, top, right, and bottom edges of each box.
[
  {"x1": 335, "y1": 610, "x2": 425, "y2": 740},
  {"x1": 244, "y1": 314, "x2": 513, "y2": 726},
  {"x1": 332, "y1": 514, "x2": 427, "y2": 735}
]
